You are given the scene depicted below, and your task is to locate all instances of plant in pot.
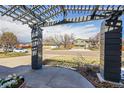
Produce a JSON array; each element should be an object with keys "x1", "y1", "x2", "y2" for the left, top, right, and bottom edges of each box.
[{"x1": 0, "y1": 74, "x2": 25, "y2": 88}]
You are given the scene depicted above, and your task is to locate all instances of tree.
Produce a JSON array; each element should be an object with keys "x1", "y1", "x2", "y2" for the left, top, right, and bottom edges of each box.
[
  {"x1": 45, "y1": 33, "x2": 75, "y2": 49},
  {"x1": 88, "y1": 33, "x2": 100, "y2": 49},
  {"x1": 0, "y1": 36, "x2": 2, "y2": 48},
  {"x1": 0, "y1": 32, "x2": 17, "y2": 52},
  {"x1": 43, "y1": 35, "x2": 61, "y2": 48},
  {"x1": 50, "y1": 35, "x2": 61, "y2": 48},
  {"x1": 60, "y1": 33, "x2": 75, "y2": 48}
]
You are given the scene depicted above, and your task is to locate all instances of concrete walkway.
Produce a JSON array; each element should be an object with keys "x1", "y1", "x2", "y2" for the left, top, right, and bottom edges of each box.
[{"x1": 0, "y1": 65, "x2": 94, "y2": 88}]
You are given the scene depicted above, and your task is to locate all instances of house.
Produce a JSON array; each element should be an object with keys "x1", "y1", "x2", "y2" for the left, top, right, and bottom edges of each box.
[
  {"x1": 74, "y1": 39, "x2": 90, "y2": 49},
  {"x1": 74, "y1": 38, "x2": 99, "y2": 49},
  {"x1": 16, "y1": 43, "x2": 32, "y2": 48}
]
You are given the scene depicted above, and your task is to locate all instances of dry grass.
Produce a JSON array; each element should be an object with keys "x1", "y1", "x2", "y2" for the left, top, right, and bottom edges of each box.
[
  {"x1": 0, "y1": 52, "x2": 29, "y2": 58},
  {"x1": 43, "y1": 55, "x2": 100, "y2": 68}
]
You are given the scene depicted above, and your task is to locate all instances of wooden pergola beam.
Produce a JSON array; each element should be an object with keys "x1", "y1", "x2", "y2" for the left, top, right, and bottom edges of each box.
[
  {"x1": 1, "y1": 5, "x2": 17, "y2": 16},
  {"x1": 0, "y1": 5, "x2": 123, "y2": 27}
]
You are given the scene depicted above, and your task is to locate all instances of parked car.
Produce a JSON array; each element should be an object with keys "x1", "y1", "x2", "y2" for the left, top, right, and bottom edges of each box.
[
  {"x1": 13, "y1": 48, "x2": 28, "y2": 53},
  {"x1": 8, "y1": 48, "x2": 13, "y2": 52},
  {"x1": 2, "y1": 47, "x2": 14, "y2": 52}
]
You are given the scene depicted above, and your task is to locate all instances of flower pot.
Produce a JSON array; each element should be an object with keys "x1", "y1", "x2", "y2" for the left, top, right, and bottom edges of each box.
[{"x1": 19, "y1": 81, "x2": 26, "y2": 88}]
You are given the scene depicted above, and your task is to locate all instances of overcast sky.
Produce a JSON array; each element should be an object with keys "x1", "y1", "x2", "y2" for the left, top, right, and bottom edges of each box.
[{"x1": 0, "y1": 15, "x2": 124, "y2": 43}]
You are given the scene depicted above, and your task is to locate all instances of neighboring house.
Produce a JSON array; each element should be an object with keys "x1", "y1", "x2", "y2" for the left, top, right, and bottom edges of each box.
[
  {"x1": 74, "y1": 39, "x2": 89, "y2": 49},
  {"x1": 43, "y1": 37, "x2": 99, "y2": 49},
  {"x1": 74, "y1": 38, "x2": 99, "y2": 49},
  {"x1": 16, "y1": 43, "x2": 32, "y2": 48}
]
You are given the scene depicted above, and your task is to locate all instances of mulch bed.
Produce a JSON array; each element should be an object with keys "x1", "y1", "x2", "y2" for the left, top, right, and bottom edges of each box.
[{"x1": 77, "y1": 65, "x2": 124, "y2": 88}]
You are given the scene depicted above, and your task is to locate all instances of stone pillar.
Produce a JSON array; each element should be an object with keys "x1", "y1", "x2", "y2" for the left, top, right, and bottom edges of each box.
[
  {"x1": 100, "y1": 15, "x2": 122, "y2": 82},
  {"x1": 31, "y1": 25, "x2": 42, "y2": 70}
]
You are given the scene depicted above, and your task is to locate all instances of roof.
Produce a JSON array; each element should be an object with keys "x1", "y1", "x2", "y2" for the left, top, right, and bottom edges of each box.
[{"x1": 0, "y1": 5, "x2": 124, "y2": 28}]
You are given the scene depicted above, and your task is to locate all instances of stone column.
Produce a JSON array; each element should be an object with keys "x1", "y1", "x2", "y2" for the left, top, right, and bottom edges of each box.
[
  {"x1": 31, "y1": 25, "x2": 42, "y2": 70},
  {"x1": 100, "y1": 13, "x2": 122, "y2": 82}
]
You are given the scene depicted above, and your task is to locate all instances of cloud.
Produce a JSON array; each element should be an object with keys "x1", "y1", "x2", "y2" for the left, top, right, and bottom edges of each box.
[
  {"x1": 0, "y1": 16, "x2": 100, "y2": 43},
  {"x1": 43, "y1": 22, "x2": 100, "y2": 39},
  {"x1": 0, "y1": 16, "x2": 31, "y2": 42}
]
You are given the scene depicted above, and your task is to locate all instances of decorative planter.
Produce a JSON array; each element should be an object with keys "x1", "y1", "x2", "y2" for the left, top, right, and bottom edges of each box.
[
  {"x1": 0, "y1": 74, "x2": 25, "y2": 88},
  {"x1": 19, "y1": 81, "x2": 26, "y2": 88}
]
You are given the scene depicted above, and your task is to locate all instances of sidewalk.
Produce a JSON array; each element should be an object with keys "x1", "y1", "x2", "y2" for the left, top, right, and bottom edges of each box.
[{"x1": 0, "y1": 65, "x2": 94, "y2": 88}]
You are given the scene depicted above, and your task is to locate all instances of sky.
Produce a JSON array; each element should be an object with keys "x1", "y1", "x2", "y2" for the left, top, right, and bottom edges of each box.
[
  {"x1": 0, "y1": 15, "x2": 124, "y2": 43},
  {"x1": 0, "y1": 16, "x2": 31, "y2": 42},
  {"x1": 43, "y1": 20, "x2": 102, "y2": 39}
]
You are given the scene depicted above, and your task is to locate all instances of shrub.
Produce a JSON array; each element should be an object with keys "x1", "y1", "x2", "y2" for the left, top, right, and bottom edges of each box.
[{"x1": 0, "y1": 74, "x2": 24, "y2": 88}]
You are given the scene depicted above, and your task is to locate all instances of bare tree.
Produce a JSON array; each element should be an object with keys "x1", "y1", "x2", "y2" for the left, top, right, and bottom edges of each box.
[
  {"x1": 44, "y1": 33, "x2": 75, "y2": 49},
  {"x1": 50, "y1": 35, "x2": 61, "y2": 48},
  {"x1": 60, "y1": 33, "x2": 75, "y2": 48},
  {"x1": 89, "y1": 33, "x2": 100, "y2": 49},
  {"x1": 0, "y1": 32, "x2": 17, "y2": 52},
  {"x1": 0, "y1": 38, "x2": 1, "y2": 45}
]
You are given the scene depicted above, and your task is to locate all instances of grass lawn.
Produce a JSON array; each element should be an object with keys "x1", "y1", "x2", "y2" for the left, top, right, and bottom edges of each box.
[
  {"x1": 43, "y1": 55, "x2": 100, "y2": 68},
  {"x1": 0, "y1": 52, "x2": 29, "y2": 58},
  {"x1": 44, "y1": 55, "x2": 124, "y2": 68},
  {"x1": 51, "y1": 48, "x2": 71, "y2": 50}
]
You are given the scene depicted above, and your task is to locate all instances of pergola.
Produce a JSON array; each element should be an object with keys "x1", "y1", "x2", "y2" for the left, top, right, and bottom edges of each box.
[{"x1": 0, "y1": 5, "x2": 124, "y2": 82}]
